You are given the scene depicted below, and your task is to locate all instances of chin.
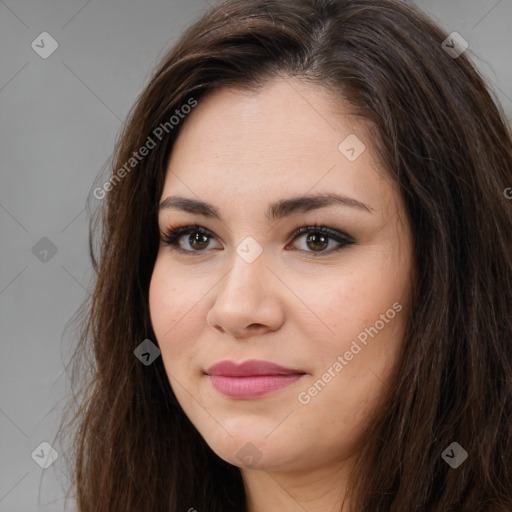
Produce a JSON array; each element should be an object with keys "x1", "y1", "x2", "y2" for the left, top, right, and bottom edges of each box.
[{"x1": 203, "y1": 431, "x2": 301, "y2": 472}]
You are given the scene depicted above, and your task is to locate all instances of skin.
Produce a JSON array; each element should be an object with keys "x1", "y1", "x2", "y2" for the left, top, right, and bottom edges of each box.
[{"x1": 149, "y1": 77, "x2": 414, "y2": 512}]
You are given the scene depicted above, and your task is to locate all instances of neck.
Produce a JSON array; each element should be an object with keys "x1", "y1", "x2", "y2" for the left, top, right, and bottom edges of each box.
[{"x1": 241, "y1": 456, "x2": 356, "y2": 512}]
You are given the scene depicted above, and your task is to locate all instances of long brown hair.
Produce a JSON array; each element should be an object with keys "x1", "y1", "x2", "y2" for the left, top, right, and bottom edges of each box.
[{"x1": 56, "y1": 0, "x2": 512, "y2": 510}]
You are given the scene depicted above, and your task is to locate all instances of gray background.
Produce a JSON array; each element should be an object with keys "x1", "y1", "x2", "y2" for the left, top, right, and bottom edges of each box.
[{"x1": 1, "y1": 0, "x2": 511, "y2": 510}]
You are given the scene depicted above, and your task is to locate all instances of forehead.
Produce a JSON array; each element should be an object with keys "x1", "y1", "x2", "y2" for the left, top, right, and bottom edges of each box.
[
  {"x1": 162, "y1": 78, "x2": 397, "y2": 217},
  {"x1": 170, "y1": 78, "x2": 361, "y2": 162}
]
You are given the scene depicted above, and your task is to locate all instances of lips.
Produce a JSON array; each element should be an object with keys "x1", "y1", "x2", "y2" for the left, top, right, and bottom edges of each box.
[
  {"x1": 204, "y1": 360, "x2": 306, "y2": 399},
  {"x1": 205, "y1": 359, "x2": 305, "y2": 377}
]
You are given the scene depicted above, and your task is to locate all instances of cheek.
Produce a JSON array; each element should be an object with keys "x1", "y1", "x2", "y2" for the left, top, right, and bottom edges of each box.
[
  {"x1": 297, "y1": 254, "x2": 410, "y2": 406},
  {"x1": 303, "y1": 256, "x2": 405, "y2": 341},
  {"x1": 148, "y1": 262, "x2": 174, "y2": 338},
  {"x1": 148, "y1": 259, "x2": 204, "y2": 365}
]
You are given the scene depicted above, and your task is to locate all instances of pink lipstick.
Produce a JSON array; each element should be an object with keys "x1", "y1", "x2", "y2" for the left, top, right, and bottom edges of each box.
[{"x1": 205, "y1": 360, "x2": 306, "y2": 399}]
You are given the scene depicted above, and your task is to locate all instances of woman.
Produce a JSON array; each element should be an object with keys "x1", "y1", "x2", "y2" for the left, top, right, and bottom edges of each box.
[{"x1": 58, "y1": 0, "x2": 512, "y2": 510}]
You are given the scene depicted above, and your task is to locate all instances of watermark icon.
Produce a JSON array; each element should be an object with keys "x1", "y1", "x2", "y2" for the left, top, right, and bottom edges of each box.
[
  {"x1": 236, "y1": 236, "x2": 263, "y2": 263},
  {"x1": 297, "y1": 301, "x2": 403, "y2": 405},
  {"x1": 338, "y1": 134, "x2": 366, "y2": 161},
  {"x1": 441, "y1": 442, "x2": 468, "y2": 469},
  {"x1": 31, "y1": 441, "x2": 59, "y2": 469},
  {"x1": 134, "y1": 339, "x2": 161, "y2": 366},
  {"x1": 32, "y1": 237, "x2": 58, "y2": 263},
  {"x1": 236, "y1": 442, "x2": 263, "y2": 468},
  {"x1": 504, "y1": 187, "x2": 512, "y2": 199},
  {"x1": 441, "y1": 32, "x2": 468, "y2": 59},
  {"x1": 31, "y1": 32, "x2": 59, "y2": 59},
  {"x1": 93, "y1": 97, "x2": 197, "y2": 200}
]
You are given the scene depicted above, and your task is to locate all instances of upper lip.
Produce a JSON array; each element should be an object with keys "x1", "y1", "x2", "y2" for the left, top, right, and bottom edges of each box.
[{"x1": 205, "y1": 359, "x2": 306, "y2": 377}]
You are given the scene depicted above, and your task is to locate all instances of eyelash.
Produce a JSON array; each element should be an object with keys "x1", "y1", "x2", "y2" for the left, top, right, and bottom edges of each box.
[{"x1": 160, "y1": 223, "x2": 354, "y2": 257}]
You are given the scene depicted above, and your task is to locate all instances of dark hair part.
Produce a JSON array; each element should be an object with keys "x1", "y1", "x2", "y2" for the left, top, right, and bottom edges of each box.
[{"x1": 57, "y1": 0, "x2": 512, "y2": 510}]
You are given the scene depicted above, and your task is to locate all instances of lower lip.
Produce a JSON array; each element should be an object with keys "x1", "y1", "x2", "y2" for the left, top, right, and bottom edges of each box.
[{"x1": 207, "y1": 374, "x2": 304, "y2": 399}]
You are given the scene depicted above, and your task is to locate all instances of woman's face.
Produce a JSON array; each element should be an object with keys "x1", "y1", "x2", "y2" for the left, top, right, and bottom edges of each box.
[{"x1": 149, "y1": 78, "x2": 413, "y2": 474}]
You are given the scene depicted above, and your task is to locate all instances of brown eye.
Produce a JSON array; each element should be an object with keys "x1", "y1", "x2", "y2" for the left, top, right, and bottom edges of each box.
[
  {"x1": 161, "y1": 224, "x2": 354, "y2": 257},
  {"x1": 305, "y1": 232, "x2": 329, "y2": 252},
  {"x1": 287, "y1": 225, "x2": 354, "y2": 256},
  {"x1": 187, "y1": 232, "x2": 210, "y2": 251},
  {"x1": 161, "y1": 225, "x2": 221, "y2": 254}
]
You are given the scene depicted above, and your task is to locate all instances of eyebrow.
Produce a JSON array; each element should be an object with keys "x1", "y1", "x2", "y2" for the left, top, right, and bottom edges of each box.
[{"x1": 159, "y1": 193, "x2": 373, "y2": 221}]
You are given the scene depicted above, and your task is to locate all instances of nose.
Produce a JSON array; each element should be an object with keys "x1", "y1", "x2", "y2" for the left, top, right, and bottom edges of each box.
[{"x1": 206, "y1": 251, "x2": 285, "y2": 339}]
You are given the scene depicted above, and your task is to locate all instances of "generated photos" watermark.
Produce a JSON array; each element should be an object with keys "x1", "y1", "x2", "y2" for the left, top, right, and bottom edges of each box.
[
  {"x1": 297, "y1": 301, "x2": 403, "y2": 405},
  {"x1": 94, "y1": 97, "x2": 198, "y2": 200}
]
